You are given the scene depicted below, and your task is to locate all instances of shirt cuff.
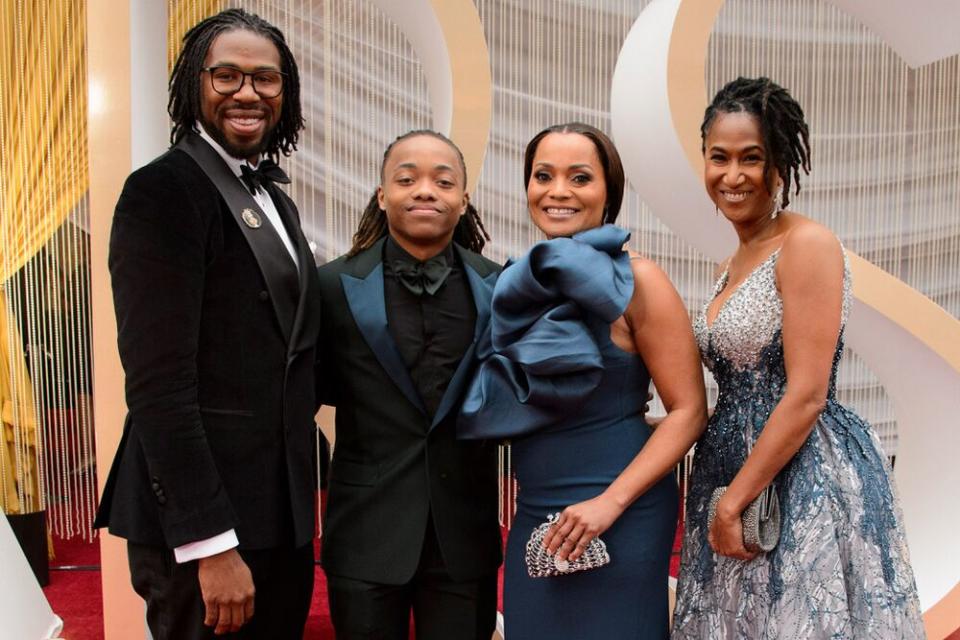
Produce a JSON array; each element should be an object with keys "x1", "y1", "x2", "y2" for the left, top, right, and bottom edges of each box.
[{"x1": 173, "y1": 529, "x2": 239, "y2": 564}]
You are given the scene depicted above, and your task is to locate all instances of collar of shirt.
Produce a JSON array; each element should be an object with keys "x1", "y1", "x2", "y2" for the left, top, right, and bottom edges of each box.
[
  {"x1": 384, "y1": 235, "x2": 456, "y2": 269},
  {"x1": 196, "y1": 124, "x2": 300, "y2": 269}
]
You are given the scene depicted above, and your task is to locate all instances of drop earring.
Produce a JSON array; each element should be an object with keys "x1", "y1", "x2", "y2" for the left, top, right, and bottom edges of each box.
[{"x1": 770, "y1": 185, "x2": 784, "y2": 219}]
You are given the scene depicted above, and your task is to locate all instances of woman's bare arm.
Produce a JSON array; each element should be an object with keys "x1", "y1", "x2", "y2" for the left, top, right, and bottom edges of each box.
[
  {"x1": 709, "y1": 223, "x2": 844, "y2": 560},
  {"x1": 546, "y1": 256, "x2": 707, "y2": 561}
]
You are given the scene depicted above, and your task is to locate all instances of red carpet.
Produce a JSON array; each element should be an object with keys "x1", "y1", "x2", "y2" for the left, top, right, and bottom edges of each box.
[
  {"x1": 43, "y1": 533, "x2": 432, "y2": 639},
  {"x1": 44, "y1": 510, "x2": 676, "y2": 640},
  {"x1": 304, "y1": 536, "x2": 337, "y2": 638},
  {"x1": 42, "y1": 527, "x2": 960, "y2": 640},
  {"x1": 46, "y1": 494, "x2": 954, "y2": 639},
  {"x1": 44, "y1": 532, "x2": 103, "y2": 640}
]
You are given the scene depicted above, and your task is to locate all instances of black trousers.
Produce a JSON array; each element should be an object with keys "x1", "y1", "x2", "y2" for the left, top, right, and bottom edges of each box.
[
  {"x1": 326, "y1": 517, "x2": 497, "y2": 640},
  {"x1": 127, "y1": 541, "x2": 314, "y2": 640}
]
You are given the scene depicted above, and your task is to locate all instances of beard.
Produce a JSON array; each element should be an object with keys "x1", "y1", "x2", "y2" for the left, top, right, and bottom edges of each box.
[{"x1": 198, "y1": 110, "x2": 277, "y2": 161}]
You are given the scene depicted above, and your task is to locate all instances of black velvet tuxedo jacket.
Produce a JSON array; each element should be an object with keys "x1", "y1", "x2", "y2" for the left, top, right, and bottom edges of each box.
[
  {"x1": 95, "y1": 134, "x2": 322, "y2": 551},
  {"x1": 317, "y1": 238, "x2": 502, "y2": 585}
]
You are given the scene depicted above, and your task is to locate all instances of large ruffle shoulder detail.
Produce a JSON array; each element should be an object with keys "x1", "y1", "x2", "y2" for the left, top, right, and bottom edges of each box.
[{"x1": 458, "y1": 224, "x2": 633, "y2": 440}]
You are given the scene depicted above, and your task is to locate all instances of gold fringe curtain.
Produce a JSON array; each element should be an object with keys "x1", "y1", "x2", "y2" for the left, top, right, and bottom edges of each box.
[
  {"x1": 0, "y1": 0, "x2": 88, "y2": 280},
  {"x1": 0, "y1": 1, "x2": 87, "y2": 516}
]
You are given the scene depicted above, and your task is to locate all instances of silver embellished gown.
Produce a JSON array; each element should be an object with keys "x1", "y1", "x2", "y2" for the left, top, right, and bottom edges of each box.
[{"x1": 672, "y1": 249, "x2": 925, "y2": 639}]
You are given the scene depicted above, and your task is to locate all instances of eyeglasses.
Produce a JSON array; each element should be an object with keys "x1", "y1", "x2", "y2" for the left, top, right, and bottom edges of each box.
[{"x1": 201, "y1": 66, "x2": 286, "y2": 98}]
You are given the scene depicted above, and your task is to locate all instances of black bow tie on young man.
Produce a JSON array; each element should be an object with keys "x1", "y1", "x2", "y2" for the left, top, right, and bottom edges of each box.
[
  {"x1": 240, "y1": 159, "x2": 291, "y2": 194},
  {"x1": 391, "y1": 254, "x2": 453, "y2": 296}
]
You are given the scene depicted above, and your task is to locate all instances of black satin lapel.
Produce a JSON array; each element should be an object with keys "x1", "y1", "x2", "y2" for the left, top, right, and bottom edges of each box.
[
  {"x1": 177, "y1": 134, "x2": 299, "y2": 343},
  {"x1": 269, "y1": 185, "x2": 320, "y2": 356},
  {"x1": 430, "y1": 261, "x2": 498, "y2": 429},
  {"x1": 341, "y1": 265, "x2": 427, "y2": 415}
]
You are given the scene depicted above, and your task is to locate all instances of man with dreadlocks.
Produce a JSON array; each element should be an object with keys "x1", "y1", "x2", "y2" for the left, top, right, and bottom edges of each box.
[
  {"x1": 95, "y1": 9, "x2": 320, "y2": 638},
  {"x1": 315, "y1": 130, "x2": 502, "y2": 639}
]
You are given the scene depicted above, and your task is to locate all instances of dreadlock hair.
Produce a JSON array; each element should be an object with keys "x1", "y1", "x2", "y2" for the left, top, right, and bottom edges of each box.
[
  {"x1": 523, "y1": 122, "x2": 626, "y2": 224},
  {"x1": 168, "y1": 8, "x2": 304, "y2": 158},
  {"x1": 348, "y1": 130, "x2": 490, "y2": 257},
  {"x1": 701, "y1": 77, "x2": 811, "y2": 208}
]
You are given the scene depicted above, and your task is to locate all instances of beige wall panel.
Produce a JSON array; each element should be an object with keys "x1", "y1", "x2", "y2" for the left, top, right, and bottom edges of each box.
[{"x1": 88, "y1": 0, "x2": 146, "y2": 637}]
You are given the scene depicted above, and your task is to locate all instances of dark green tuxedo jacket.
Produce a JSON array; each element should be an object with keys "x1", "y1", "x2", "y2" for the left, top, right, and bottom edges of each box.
[{"x1": 317, "y1": 238, "x2": 502, "y2": 584}]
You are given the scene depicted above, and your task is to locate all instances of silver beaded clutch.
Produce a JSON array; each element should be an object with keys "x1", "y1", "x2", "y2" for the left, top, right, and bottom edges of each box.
[
  {"x1": 707, "y1": 484, "x2": 780, "y2": 553},
  {"x1": 525, "y1": 513, "x2": 611, "y2": 578}
]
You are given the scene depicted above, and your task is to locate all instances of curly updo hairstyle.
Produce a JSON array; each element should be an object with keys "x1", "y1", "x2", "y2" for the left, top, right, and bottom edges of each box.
[{"x1": 701, "y1": 77, "x2": 811, "y2": 208}]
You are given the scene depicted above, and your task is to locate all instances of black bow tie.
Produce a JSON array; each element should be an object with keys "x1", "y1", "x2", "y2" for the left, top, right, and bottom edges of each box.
[
  {"x1": 391, "y1": 255, "x2": 452, "y2": 296},
  {"x1": 240, "y1": 159, "x2": 291, "y2": 194}
]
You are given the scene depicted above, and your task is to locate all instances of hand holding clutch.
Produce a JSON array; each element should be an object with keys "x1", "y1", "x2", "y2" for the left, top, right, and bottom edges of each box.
[
  {"x1": 525, "y1": 513, "x2": 611, "y2": 578},
  {"x1": 707, "y1": 484, "x2": 780, "y2": 554}
]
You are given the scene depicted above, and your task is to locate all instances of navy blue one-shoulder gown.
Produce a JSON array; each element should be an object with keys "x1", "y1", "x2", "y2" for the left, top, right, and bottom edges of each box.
[{"x1": 460, "y1": 225, "x2": 678, "y2": 639}]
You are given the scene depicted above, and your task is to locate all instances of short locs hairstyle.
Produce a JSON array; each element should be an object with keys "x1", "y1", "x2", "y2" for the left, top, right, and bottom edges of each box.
[
  {"x1": 348, "y1": 130, "x2": 490, "y2": 257},
  {"x1": 701, "y1": 77, "x2": 811, "y2": 208},
  {"x1": 168, "y1": 8, "x2": 304, "y2": 158},
  {"x1": 523, "y1": 122, "x2": 626, "y2": 224}
]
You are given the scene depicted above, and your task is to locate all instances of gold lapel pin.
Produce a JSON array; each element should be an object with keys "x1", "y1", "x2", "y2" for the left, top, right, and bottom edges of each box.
[{"x1": 241, "y1": 208, "x2": 262, "y2": 229}]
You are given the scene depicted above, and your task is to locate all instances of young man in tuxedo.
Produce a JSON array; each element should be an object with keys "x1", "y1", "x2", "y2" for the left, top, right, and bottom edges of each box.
[
  {"x1": 317, "y1": 131, "x2": 502, "y2": 639},
  {"x1": 95, "y1": 9, "x2": 321, "y2": 638}
]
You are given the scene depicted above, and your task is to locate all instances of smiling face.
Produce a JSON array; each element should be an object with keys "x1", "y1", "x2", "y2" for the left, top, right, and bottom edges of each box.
[
  {"x1": 377, "y1": 135, "x2": 468, "y2": 259},
  {"x1": 526, "y1": 132, "x2": 607, "y2": 238},
  {"x1": 703, "y1": 111, "x2": 782, "y2": 224},
  {"x1": 200, "y1": 29, "x2": 283, "y2": 162}
]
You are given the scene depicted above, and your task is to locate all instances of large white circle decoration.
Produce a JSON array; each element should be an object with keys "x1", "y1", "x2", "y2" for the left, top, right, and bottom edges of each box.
[
  {"x1": 610, "y1": 0, "x2": 960, "y2": 631},
  {"x1": 368, "y1": 0, "x2": 492, "y2": 194}
]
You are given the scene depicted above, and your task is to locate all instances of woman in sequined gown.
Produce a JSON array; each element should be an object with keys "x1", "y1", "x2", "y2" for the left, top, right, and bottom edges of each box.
[
  {"x1": 459, "y1": 123, "x2": 707, "y2": 639},
  {"x1": 672, "y1": 77, "x2": 924, "y2": 639}
]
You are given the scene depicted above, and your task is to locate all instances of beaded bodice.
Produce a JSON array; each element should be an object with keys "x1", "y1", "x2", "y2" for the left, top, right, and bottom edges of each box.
[{"x1": 694, "y1": 249, "x2": 851, "y2": 408}]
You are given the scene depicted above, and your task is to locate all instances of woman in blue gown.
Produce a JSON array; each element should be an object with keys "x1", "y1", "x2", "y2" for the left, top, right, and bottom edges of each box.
[
  {"x1": 672, "y1": 77, "x2": 924, "y2": 638},
  {"x1": 459, "y1": 123, "x2": 708, "y2": 638}
]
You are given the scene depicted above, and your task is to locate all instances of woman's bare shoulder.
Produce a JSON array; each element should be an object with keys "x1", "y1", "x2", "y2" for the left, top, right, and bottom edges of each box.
[
  {"x1": 780, "y1": 214, "x2": 842, "y2": 259},
  {"x1": 627, "y1": 251, "x2": 669, "y2": 282}
]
